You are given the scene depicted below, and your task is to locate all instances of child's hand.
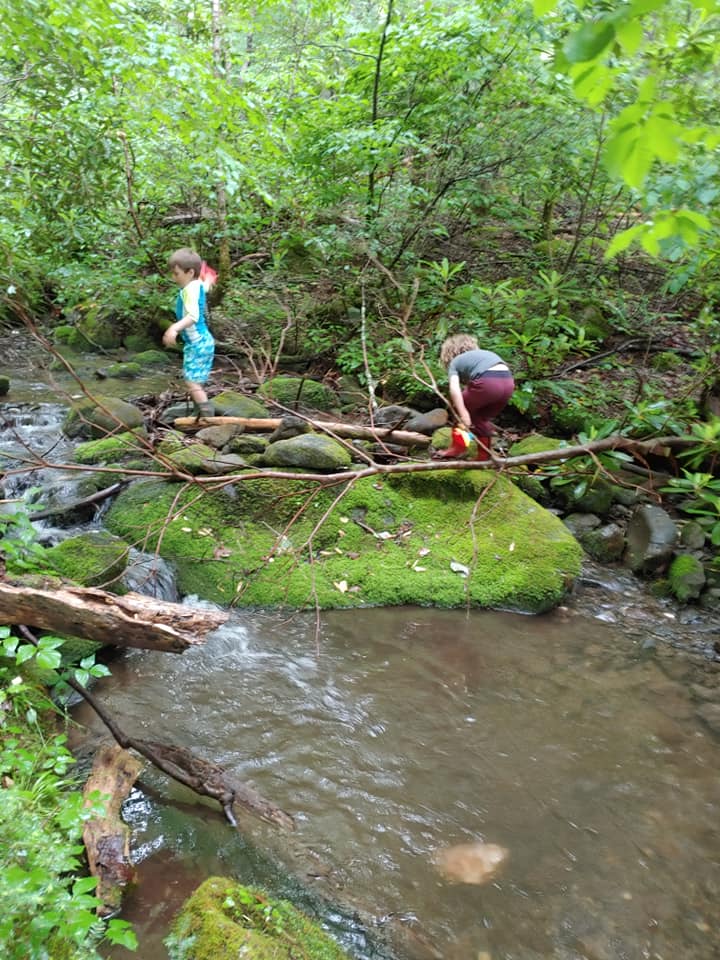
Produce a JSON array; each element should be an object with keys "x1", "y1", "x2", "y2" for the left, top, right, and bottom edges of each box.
[{"x1": 162, "y1": 327, "x2": 178, "y2": 347}]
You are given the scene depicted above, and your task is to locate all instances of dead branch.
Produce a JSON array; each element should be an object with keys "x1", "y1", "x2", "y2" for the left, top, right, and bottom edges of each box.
[{"x1": 0, "y1": 581, "x2": 227, "y2": 652}]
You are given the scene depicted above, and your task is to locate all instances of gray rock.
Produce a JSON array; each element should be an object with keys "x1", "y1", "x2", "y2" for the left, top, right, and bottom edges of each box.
[
  {"x1": 374, "y1": 405, "x2": 414, "y2": 426},
  {"x1": 563, "y1": 513, "x2": 602, "y2": 536},
  {"x1": 623, "y1": 504, "x2": 678, "y2": 573},
  {"x1": 226, "y1": 434, "x2": 268, "y2": 455},
  {"x1": 269, "y1": 415, "x2": 311, "y2": 443},
  {"x1": 212, "y1": 390, "x2": 269, "y2": 418},
  {"x1": 196, "y1": 424, "x2": 244, "y2": 449},
  {"x1": 201, "y1": 453, "x2": 247, "y2": 475},
  {"x1": 405, "y1": 408, "x2": 449, "y2": 435},
  {"x1": 105, "y1": 361, "x2": 142, "y2": 379},
  {"x1": 680, "y1": 520, "x2": 707, "y2": 550},
  {"x1": 580, "y1": 522, "x2": 626, "y2": 563}
]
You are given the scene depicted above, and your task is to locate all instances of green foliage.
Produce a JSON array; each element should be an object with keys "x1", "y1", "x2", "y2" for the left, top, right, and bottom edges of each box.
[
  {"x1": 0, "y1": 628, "x2": 136, "y2": 958},
  {"x1": 661, "y1": 470, "x2": 720, "y2": 548},
  {"x1": 0, "y1": 509, "x2": 52, "y2": 574}
]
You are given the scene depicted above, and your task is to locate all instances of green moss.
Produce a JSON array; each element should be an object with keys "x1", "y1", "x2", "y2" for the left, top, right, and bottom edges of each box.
[
  {"x1": 73, "y1": 431, "x2": 146, "y2": 465},
  {"x1": 105, "y1": 361, "x2": 142, "y2": 379},
  {"x1": 0, "y1": 375, "x2": 9, "y2": 396},
  {"x1": 133, "y1": 349, "x2": 169, "y2": 365},
  {"x1": 43, "y1": 532, "x2": 129, "y2": 590},
  {"x1": 509, "y1": 433, "x2": 565, "y2": 456},
  {"x1": 62, "y1": 396, "x2": 145, "y2": 439},
  {"x1": 166, "y1": 877, "x2": 352, "y2": 960},
  {"x1": 105, "y1": 469, "x2": 582, "y2": 613},
  {"x1": 668, "y1": 553, "x2": 706, "y2": 602},
  {"x1": 258, "y1": 376, "x2": 336, "y2": 411}
]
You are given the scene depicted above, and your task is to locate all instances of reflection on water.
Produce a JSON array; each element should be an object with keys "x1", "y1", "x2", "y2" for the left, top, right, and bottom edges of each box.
[{"x1": 84, "y1": 605, "x2": 720, "y2": 960}]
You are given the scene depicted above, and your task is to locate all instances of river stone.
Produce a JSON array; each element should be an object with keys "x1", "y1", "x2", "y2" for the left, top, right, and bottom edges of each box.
[
  {"x1": 201, "y1": 453, "x2": 247, "y2": 475},
  {"x1": 374, "y1": 404, "x2": 413, "y2": 426},
  {"x1": 226, "y1": 434, "x2": 268, "y2": 455},
  {"x1": 268, "y1": 415, "x2": 311, "y2": 442},
  {"x1": 680, "y1": 520, "x2": 707, "y2": 551},
  {"x1": 578, "y1": 522, "x2": 626, "y2": 563},
  {"x1": 668, "y1": 553, "x2": 706, "y2": 602},
  {"x1": 563, "y1": 513, "x2": 602, "y2": 536},
  {"x1": 257, "y1": 376, "x2": 336, "y2": 411},
  {"x1": 0, "y1": 375, "x2": 9, "y2": 396},
  {"x1": 623, "y1": 504, "x2": 678, "y2": 573},
  {"x1": 406, "y1": 408, "x2": 449, "y2": 434},
  {"x1": 63, "y1": 396, "x2": 145, "y2": 439},
  {"x1": 196, "y1": 424, "x2": 244, "y2": 449},
  {"x1": 261, "y1": 433, "x2": 352, "y2": 470},
  {"x1": 167, "y1": 877, "x2": 352, "y2": 960},
  {"x1": 167, "y1": 443, "x2": 217, "y2": 474},
  {"x1": 73, "y1": 431, "x2": 145, "y2": 464},
  {"x1": 212, "y1": 390, "x2": 269, "y2": 418},
  {"x1": 44, "y1": 531, "x2": 129, "y2": 590},
  {"x1": 133, "y1": 349, "x2": 168, "y2": 366},
  {"x1": 550, "y1": 476, "x2": 615, "y2": 515},
  {"x1": 105, "y1": 361, "x2": 142, "y2": 379}
]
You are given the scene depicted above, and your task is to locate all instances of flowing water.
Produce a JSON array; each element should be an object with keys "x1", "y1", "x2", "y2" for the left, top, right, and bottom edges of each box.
[
  {"x1": 2, "y1": 365, "x2": 719, "y2": 960},
  {"x1": 74, "y1": 600, "x2": 720, "y2": 960}
]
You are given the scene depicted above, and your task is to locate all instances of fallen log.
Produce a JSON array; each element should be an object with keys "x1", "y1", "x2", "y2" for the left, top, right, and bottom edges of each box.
[
  {"x1": 82, "y1": 743, "x2": 143, "y2": 916},
  {"x1": 0, "y1": 581, "x2": 227, "y2": 652},
  {"x1": 173, "y1": 415, "x2": 432, "y2": 448}
]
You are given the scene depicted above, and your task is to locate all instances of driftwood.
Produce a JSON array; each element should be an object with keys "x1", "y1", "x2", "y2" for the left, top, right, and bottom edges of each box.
[
  {"x1": 173, "y1": 415, "x2": 432, "y2": 448},
  {"x1": 0, "y1": 581, "x2": 227, "y2": 652},
  {"x1": 82, "y1": 744, "x2": 143, "y2": 916}
]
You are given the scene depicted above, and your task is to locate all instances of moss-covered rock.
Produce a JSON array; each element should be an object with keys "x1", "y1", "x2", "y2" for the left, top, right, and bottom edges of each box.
[
  {"x1": 258, "y1": 376, "x2": 336, "y2": 411},
  {"x1": 77, "y1": 311, "x2": 124, "y2": 350},
  {"x1": 43, "y1": 532, "x2": 129, "y2": 590},
  {"x1": 53, "y1": 324, "x2": 92, "y2": 351},
  {"x1": 261, "y1": 434, "x2": 352, "y2": 471},
  {"x1": 668, "y1": 553, "x2": 706, "y2": 602},
  {"x1": 166, "y1": 877, "x2": 352, "y2": 960},
  {"x1": 509, "y1": 434, "x2": 565, "y2": 456},
  {"x1": 105, "y1": 469, "x2": 582, "y2": 613},
  {"x1": 133, "y1": 349, "x2": 169, "y2": 366},
  {"x1": 73, "y1": 431, "x2": 146, "y2": 465},
  {"x1": 104, "y1": 361, "x2": 142, "y2": 379},
  {"x1": 167, "y1": 443, "x2": 218, "y2": 474},
  {"x1": 124, "y1": 333, "x2": 158, "y2": 352},
  {"x1": 213, "y1": 390, "x2": 269, "y2": 418},
  {"x1": 63, "y1": 396, "x2": 145, "y2": 439},
  {"x1": 0, "y1": 375, "x2": 9, "y2": 396}
]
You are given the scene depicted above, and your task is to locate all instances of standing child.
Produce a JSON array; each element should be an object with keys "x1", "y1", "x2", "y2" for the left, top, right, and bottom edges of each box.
[
  {"x1": 163, "y1": 247, "x2": 215, "y2": 418},
  {"x1": 432, "y1": 334, "x2": 514, "y2": 461}
]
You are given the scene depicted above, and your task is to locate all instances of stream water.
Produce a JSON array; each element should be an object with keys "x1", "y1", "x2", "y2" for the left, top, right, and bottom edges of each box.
[{"x1": 1, "y1": 363, "x2": 719, "y2": 960}]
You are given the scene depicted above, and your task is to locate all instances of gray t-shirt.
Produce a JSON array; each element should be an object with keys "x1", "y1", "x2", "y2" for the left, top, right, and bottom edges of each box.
[{"x1": 447, "y1": 349, "x2": 505, "y2": 383}]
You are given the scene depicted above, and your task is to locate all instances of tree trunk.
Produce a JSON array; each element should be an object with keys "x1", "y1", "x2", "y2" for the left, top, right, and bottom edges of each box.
[
  {"x1": 173, "y1": 415, "x2": 432, "y2": 448},
  {"x1": 83, "y1": 743, "x2": 143, "y2": 916},
  {"x1": 0, "y1": 581, "x2": 227, "y2": 652}
]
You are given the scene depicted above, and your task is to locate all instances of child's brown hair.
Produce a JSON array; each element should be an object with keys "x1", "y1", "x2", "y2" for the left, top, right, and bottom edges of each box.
[
  {"x1": 168, "y1": 247, "x2": 202, "y2": 277},
  {"x1": 440, "y1": 334, "x2": 479, "y2": 367}
]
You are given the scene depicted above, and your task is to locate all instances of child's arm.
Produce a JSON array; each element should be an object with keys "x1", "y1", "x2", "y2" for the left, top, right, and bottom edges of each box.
[
  {"x1": 448, "y1": 374, "x2": 471, "y2": 427},
  {"x1": 163, "y1": 284, "x2": 201, "y2": 346}
]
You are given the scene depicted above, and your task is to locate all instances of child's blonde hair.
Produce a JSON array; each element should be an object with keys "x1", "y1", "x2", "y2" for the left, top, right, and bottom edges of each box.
[
  {"x1": 440, "y1": 334, "x2": 479, "y2": 367},
  {"x1": 168, "y1": 247, "x2": 202, "y2": 277}
]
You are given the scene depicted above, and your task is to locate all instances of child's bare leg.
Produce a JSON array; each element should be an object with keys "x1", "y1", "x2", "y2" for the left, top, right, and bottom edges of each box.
[{"x1": 185, "y1": 381, "x2": 208, "y2": 404}]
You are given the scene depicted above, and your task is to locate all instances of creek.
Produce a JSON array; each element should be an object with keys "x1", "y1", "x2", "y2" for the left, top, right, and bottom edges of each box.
[{"x1": 1, "y1": 358, "x2": 719, "y2": 960}]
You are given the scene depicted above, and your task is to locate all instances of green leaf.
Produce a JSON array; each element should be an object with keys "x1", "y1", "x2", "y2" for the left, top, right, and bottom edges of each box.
[
  {"x1": 615, "y1": 18, "x2": 643, "y2": 54},
  {"x1": 36, "y1": 648, "x2": 63, "y2": 670},
  {"x1": 16, "y1": 644, "x2": 37, "y2": 664},
  {"x1": 73, "y1": 875, "x2": 98, "y2": 895},
  {"x1": 533, "y1": 0, "x2": 558, "y2": 13},
  {"x1": 605, "y1": 225, "x2": 645, "y2": 258},
  {"x1": 564, "y1": 20, "x2": 616, "y2": 63}
]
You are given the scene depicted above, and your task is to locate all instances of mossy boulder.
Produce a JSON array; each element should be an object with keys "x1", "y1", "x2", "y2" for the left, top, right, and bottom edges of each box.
[
  {"x1": 261, "y1": 434, "x2": 352, "y2": 471},
  {"x1": 166, "y1": 877, "x2": 352, "y2": 960},
  {"x1": 133, "y1": 349, "x2": 169, "y2": 366},
  {"x1": 509, "y1": 433, "x2": 565, "y2": 456},
  {"x1": 0, "y1": 375, "x2": 9, "y2": 396},
  {"x1": 105, "y1": 468, "x2": 582, "y2": 613},
  {"x1": 73, "y1": 431, "x2": 146, "y2": 465},
  {"x1": 213, "y1": 390, "x2": 269, "y2": 418},
  {"x1": 124, "y1": 333, "x2": 158, "y2": 352},
  {"x1": 167, "y1": 443, "x2": 218, "y2": 474},
  {"x1": 258, "y1": 376, "x2": 336, "y2": 411},
  {"x1": 53, "y1": 324, "x2": 92, "y2": 351},
  {"x1": 43, "y1": 532, "x2": 129, "y2": 590},
  {"x1": 668, "y1": 553, "x2": 706, "y2": 602},
  {"x1": 77, "y1": 311, "x2": 124, "y2": 350},
  {"x1": 104, "y1": 361, "x2": 142, "y2": 379},
  {"x1": 63, "y1": 396, "x2": 145, "y2": 439}
]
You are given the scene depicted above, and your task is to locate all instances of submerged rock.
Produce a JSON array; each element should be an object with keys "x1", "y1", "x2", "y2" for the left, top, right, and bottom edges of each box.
[
  {"x1": 432, "y1": 841, "x2": 508, "y2": 885},
  {"x1": 624, "y1": 504, "x2": 678, "y2": 574}
]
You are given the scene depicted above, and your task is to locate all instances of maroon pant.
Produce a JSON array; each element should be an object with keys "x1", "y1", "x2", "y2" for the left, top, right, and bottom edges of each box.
[{"x1": 463, "y1": 371, "x2": 514, "y2": 437}]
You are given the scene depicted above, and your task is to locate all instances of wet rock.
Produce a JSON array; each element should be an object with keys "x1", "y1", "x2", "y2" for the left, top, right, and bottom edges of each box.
[
  {"x1": 133, "y1": 349, "x2": 169, "y2": 367},
  {"x1": 563, "y1": 513, "x2": 602, "y2": 536},
  {"x1": 668, "y1": 554, "x2": 706, "y2": 602},
  {"x1": 405, "y1": 408, "x2": 449, "y2": 435},
  {"x1": 0, "y1": 375, "x2": 10, "y2": 396},
  {"x1": 374, "y1": 404, "x2": 414, "y2": 426},
  {"x1": 550, "y1": 476, "x2": 615, "y2": 515},
  {"x1": 432, "y1": 841, "x2": 508, "y2": 885},
  {"x1": 699, "y1": 587, "x2": 720, "y2": 612},
  {"x1": 581, "y1": 523, "x2": 626, "y2": 563},
  {"x1": 105, "y1": 361, "x2": 142, "y2": 379},
  {"x1": 623, "y1": 504, "x2": 678, "y2": 574},
  {"x1": 225, "y1": 434, "x2": 268, "y2": 456}
]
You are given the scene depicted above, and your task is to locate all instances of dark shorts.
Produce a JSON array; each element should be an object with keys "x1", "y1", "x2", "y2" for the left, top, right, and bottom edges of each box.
[{"x1": 463, "y1": 371, "x2": 514, "y2": 437}]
